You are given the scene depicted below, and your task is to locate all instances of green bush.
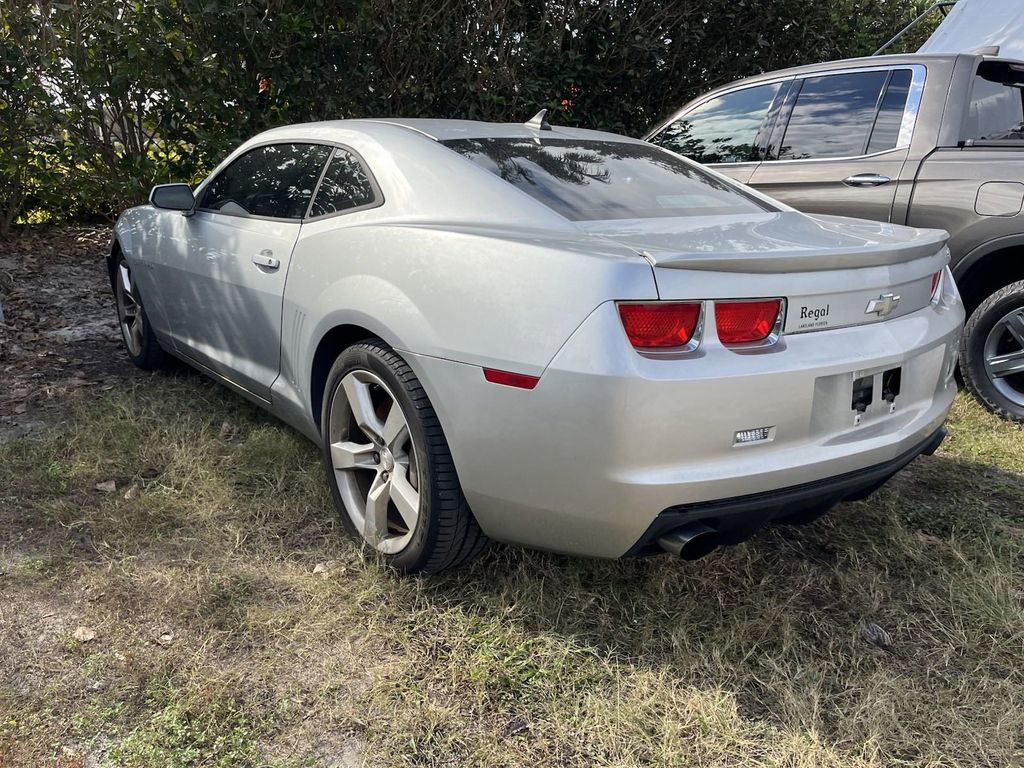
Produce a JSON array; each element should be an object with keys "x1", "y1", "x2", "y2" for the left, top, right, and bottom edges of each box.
[{"x1": 0, "y1": 0, "x2": 938, "y2": 230}]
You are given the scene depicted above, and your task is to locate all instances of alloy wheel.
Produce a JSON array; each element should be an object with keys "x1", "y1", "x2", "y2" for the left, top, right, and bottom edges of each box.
[
  {"x1": 983, "y1": 307, "x2": 1024, "y2": 409},
  {"x1": 115, "y1": 262, "x2": 144, "y2": 357},
  {"x1": 327, "y1": 369, "x2": 420, "y2": 554}
]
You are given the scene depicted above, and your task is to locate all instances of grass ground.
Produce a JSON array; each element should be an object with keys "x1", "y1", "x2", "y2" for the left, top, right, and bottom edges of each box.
[
  {"x1": 1, "y1": 227, "x2": 1023, "y2": 766},
  {"x1": 2, "y1": 371, "x2": 1023, "y2": 767}
]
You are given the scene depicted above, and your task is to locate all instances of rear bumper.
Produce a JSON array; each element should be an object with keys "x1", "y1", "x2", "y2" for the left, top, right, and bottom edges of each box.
[
  {"x1": 405, "y1": 297, "x2": 963, "y2": 560},
  {"x1": 624, "y1": 427, "x2": 945, "y2": 556}
]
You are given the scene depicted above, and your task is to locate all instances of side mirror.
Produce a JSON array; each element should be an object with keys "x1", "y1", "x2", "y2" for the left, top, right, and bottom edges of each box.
[{"x1": 149, "y1": 183, "x2": 195, "y2": 212}]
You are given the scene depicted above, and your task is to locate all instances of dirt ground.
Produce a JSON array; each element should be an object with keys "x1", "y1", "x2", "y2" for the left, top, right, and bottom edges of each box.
[{"x1": 0, "y1": 226, "x2": 134, "y2": 443}]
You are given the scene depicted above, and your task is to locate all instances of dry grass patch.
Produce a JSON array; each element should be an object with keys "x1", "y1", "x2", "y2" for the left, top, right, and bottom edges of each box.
[{"x1": 1, "y1": 377, "x2": 1022, "y2": 767}]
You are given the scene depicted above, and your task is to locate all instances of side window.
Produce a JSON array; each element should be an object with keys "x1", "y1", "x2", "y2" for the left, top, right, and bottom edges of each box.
[
  {"x1": 652, "y1": 83, "x2": 781, "y2": 164},
  {"x1": 965, "y1": 62, "x2": 1024, "y2": 141},
  {"x1": 200, "y1": 143, "x2": 331, "y2": 219},
  {"x1": 779, "y1": 71, "x2": 893, "y2": 160},
  {"x1": 309, "y1": 148, "x2": 378, "y2": 217}
]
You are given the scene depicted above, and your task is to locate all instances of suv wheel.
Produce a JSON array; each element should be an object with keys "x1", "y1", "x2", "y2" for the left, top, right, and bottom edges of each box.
[
  {"x1": 320, "y1": 341, "x2": 487, "y2": 573},
  {"x1": 961, "y1": 280, "x2": 1024, "y2": 423}
]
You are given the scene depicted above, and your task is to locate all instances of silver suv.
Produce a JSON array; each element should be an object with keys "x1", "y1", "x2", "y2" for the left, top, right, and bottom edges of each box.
[{"x1": 647, "y1": 52, "x2": 1024, "y2": 422}]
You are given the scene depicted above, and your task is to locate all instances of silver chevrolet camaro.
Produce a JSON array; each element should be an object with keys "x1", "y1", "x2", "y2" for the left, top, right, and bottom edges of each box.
[{"x1": 109, "y1": 114, "x2": 964, "y2": 572}]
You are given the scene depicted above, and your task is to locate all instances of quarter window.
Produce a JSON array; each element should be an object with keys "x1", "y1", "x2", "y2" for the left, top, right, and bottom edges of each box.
[
  {"x1": 309, "y1": 148, "x2": 378, "y2": 216},
  {"x1": 867, "y1": 69, "x2": 913, "y2": 154},
  {"x1": 200, "y1": 143, "x2": 331, "y2": 219},
  {"x1": 779, "y1": 70, "x2": 910, "y2": 160},
  {"x1": 652, "y1": 83, "x2": 781, "y2": 164}
]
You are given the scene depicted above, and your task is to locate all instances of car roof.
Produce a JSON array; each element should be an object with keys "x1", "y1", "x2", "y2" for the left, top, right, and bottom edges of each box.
[
  {"x1": 702, "y1": 52, "x2": 1024, "y2": 92},
  {"x1": 254, "y1": 117, "x2": 644, "y2": 146}
]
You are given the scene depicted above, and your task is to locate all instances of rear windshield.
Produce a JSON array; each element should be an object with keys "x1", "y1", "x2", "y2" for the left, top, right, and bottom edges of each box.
[
  {"x1": 442, "y1": 137, "x2": 772, "y2": 221},
  {"x1": 965, "y1": 61, "x2": 1024, "y2": 142}
]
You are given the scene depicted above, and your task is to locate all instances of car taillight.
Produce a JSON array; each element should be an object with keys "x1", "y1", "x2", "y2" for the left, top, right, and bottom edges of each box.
[
  {"x1": 714, "y1": 299, "x2": 782, "y2": 344},
  {"x1": 930, "y1": 270, "x2": 942, "y2": 301},
  {"x1": 618, "y1": 302, "x2": 702, "y2": 348}
]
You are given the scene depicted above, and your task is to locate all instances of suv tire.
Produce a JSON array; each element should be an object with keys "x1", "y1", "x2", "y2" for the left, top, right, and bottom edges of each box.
[{"x1": 961, "y1": 280, "x2": 1024, "y2": 423}]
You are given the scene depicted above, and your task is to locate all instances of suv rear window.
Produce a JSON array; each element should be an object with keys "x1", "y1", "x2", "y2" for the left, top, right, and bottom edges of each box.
[
  {"x1": 442, "y1": 138, "x2": 772, "y2": 221},
  {"x1": 779, "y1": 69, "x2": 912, "y2": 159},
  {"x1": 965, "y1": 62, "x2": 1024, "y2": 142}
]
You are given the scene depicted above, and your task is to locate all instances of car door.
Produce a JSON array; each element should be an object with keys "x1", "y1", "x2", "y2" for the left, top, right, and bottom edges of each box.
[
  {"x1": 747, "y1": 65, "x2": 926, "y2": 222},
  {"x1": 151, "y1": 142, "x2": 332, "y2": 400},
  {"x1": 647, "y1": 81, "x2": 788, "y2": 184}
]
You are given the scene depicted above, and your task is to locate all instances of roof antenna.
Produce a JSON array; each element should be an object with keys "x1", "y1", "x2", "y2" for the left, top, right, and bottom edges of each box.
[{"x1": 525, "y1": 109, "x2": 552, "y2": 131}]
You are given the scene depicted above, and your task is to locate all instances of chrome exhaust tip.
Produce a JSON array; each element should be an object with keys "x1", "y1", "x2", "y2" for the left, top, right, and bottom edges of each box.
[{"x1": 657, "y1": 523, "x2": 720, "y2": 561}]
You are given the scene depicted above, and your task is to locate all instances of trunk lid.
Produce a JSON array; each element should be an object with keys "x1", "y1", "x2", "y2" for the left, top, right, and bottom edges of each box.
[
  {"x1": 579, "y1": 211, "x2": 947, "y2": 273},
  {"x1": 580, "y1": 211, "x2": 950, "y2": 334}
]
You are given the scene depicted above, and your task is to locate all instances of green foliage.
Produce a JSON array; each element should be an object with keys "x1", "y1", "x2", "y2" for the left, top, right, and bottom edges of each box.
[
  {"x1": 107, "y1": 686, "x2": 262, "y2": 768},
  {"x1": 0, "y1": 0, "x2": 939, "y2": 227}
]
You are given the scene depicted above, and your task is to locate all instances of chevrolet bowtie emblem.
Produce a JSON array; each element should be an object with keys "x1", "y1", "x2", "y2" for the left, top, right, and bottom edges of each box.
[{"x1": 866, "y1": 293, "x2": 900, "y2": 317}]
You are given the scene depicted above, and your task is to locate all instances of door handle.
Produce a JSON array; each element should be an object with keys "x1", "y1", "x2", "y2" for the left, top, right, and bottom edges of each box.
[
  {"x1": 252, "y1": 250, "x2": 280, "y2": 270},
  {"x1": 843, "y1": 173, "x2": 891, "y2": 187}
]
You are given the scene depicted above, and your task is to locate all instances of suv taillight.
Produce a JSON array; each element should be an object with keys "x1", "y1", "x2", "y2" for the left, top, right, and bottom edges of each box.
[
  {"x1": 715, "y1": 300, "x2": 782, "y2": 344},
  {"x1": 618, "y1": 302, "x2": 702, "y2": 348}
]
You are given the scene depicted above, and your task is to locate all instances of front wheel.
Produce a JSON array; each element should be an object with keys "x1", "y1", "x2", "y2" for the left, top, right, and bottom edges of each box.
[
  {"x1": 961, "y1": 280, "x2": 1024, "y2": 423},
  {"x1": 320, "y1": 341, "x2": 487, "y2": 573},
  {"x1": 113, "y1": 255, "x2": 166, "y2": 370}
]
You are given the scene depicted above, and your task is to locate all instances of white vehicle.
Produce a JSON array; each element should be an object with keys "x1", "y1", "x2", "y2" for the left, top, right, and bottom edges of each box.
[{"x1": 109, "y1": 115, "x2": 964, "y2": 572}]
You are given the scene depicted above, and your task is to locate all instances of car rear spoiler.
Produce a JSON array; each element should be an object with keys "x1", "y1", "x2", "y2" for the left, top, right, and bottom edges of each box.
[{"x1": 647, "y1": 230, "x2": 949, "y2": 273}]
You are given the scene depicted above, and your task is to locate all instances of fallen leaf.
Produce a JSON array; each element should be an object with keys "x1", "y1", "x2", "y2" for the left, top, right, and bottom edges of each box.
[
  {"x1": 94, "y1": 480, "x2": 117, "y2": 493},
  {"x1": 860, "y1": 622, "x2": 895, "y2": 653},
  {"x1": 220, "y1": 421, "x2": 236, "y2": 440},
  {"x1": 312, "y1": 561, "x2": 334, "y2": 575},
  {"x1": 73, "y1": 626, "x2": 96, "y2": 643},
  {"x1": 123, "y1": 485, "x2": 139, "y2": 500},
  {"x1": 152, "y1": 628, "x2": 174, "y2": 646},
  {"x1": 504, "y1": 716, "x2": 531, "y2": 737}
]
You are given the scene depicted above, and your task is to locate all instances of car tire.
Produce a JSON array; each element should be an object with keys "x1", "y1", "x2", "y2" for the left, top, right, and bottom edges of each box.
[
  {"x1": 961, "y1": 279, "x2": 1024, "y2": 423},
  {"x1": 113, "y1": 254, "x2": 167, "y2": 370},
  {"x1": 320, "y1": 340, "x2": 487, "y2": 573}
]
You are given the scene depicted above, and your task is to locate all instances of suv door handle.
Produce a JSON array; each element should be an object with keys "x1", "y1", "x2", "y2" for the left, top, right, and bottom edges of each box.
[
  {"x1": 843, "y1": 173, "x2": 891, "y2": 187},
  {"x1": 252, "y1": 250, "x2": 280, "y2": 270}
]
